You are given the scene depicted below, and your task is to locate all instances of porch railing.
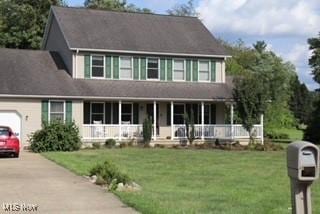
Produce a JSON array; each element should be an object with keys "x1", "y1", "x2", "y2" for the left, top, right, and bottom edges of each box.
[
  {"x1": 172, "y1": 124, "x2": 262, "y2": 140},
  {"x1": 83, "y1": 124, "x2": 262, "y2": 141},
  {"x1": 82, "y1": 124, "x2": 143, "y2": 140}
]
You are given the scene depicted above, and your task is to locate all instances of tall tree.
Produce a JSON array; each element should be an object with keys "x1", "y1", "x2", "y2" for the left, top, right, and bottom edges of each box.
[
  {"x1": 289, "y1": 76, "x2": 314, "y2": 124},
  {"x1": 167, "y1": 0, "x2": 198, "y2": 17},
  {"x1": 84, "y1": 0, "x2": 152, "y2": 13},
  {"x1": 308, "y1": 33, "x2": 320, "y2": 84},
  {"x1": 304, "y1": 33, "x2": 320, "y2": 144},
  {"x1": 0, "y1": 0, "x2": 64, "y2": 49},
  {"x1": 233, "y1": 73, "x2": 270, "y2": 143}
]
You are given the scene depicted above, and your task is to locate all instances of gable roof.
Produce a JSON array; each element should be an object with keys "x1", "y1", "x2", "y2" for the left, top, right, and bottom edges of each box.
[
  {"x1": 0, "y1": 48, "x2": 233, "y2": 101},
  {"x1": 48, "y1": 6, "x2": 229, "y2": 57}
]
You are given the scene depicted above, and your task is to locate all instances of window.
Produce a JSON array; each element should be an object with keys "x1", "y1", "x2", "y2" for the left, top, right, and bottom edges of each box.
[
  {"x1": 147, "y1": 58, "x2": 159, "y2": 79},
  {"x1": 0, "y1": 127, "x2": 10, "y2": 137},
  {"x1": 91, "y1": 103, "x2": 104, "y2": 124},
  {"x1": 120, "y1": 57, "x2": 132, "y2": 79},
  {"x1": 91, "y1": 55, "x2": 104, "y2": 78},
  {"x1": 204, "y1": 104, "x2": 210, "y2": 124},
  {"x1": 199, "y1": 61, "x2": 210, "y2": 81},
  {"x1": 174, "y1": 104, "x2": 185, "y2": 124},
  {"x1": 121, "y1": 103, "x2": 132, "y2": 124},
  {"x1": 173, "y1": 60, "x2": 185, "y2": 81},
  {"x1": 50, "y1": 101, "x2": 65, "y2": 122}
]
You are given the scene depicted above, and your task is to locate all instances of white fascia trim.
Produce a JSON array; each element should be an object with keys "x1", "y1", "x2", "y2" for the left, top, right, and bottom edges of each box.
[
  {"x1": 0, "y1": 94, "x2": 233, "y2": 102},
  {"x1": 70, "y1": 48, "x2": 231, "y2": 59}
]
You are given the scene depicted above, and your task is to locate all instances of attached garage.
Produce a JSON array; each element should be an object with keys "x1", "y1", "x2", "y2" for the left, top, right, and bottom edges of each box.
[{"x1": 0, "y1": 111, "x2": 21, "y2": 141}]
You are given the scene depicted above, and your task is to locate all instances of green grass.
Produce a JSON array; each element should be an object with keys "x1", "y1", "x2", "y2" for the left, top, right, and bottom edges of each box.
[
  {"x1": 277, "y1": 128, "x2": 304, "y2": 140},
  {"x1": 43, "y1": 148, "x2": 320, "y2": 214}
]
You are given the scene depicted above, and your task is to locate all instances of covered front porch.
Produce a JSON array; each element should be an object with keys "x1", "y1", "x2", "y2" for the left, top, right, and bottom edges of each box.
[{"x1": 81, "y1": 100, "x2": 264, "y2": 142}]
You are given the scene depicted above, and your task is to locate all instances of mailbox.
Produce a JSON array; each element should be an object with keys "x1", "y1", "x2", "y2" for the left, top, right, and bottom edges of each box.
[
  {"x1": 287, "y1": 141, "x2": 320, "y2": 214},
  {"x1": 287, "y1": 141, "x2": 319, "y2": 181}
]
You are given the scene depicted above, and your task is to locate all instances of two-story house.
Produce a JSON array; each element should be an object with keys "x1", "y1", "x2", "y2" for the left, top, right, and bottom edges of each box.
[{"x1": 0, "y1": 6, "x2": 263, "y2": 146}]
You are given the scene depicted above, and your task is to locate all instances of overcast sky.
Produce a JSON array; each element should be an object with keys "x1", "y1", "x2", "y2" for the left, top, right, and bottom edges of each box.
[{"x1": 68, "y1": 0, "x2": 320, "y2": 91}]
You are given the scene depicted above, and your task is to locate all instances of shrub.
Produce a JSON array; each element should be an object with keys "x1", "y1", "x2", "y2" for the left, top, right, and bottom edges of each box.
[
  {"x1": 266, "y1": 130, "x2": 289, "y2": 140},
  {"x1": 105, "y1": 139, "x2": 116, "y2": 148},
  {"x1": 143, "y1": 117, "x2": 152, "y2": 144},
  {"x1": 92, "y1": 142, "x2": 101, "y2": 149},
  {"x1": 90, "y1": 160, "x2": 130, "y2": 185},
  {"x1": 248, "y1": 142, "x2": 283, "y2": 151},
  {"x1": 29, "y1": 121, "x2": 81, "y2": 153}
]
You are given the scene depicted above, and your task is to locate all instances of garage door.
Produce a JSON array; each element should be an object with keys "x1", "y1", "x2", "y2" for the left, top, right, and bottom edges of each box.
[{"x1": 0, "y1": 111, "x2": 21, "y2": 141}]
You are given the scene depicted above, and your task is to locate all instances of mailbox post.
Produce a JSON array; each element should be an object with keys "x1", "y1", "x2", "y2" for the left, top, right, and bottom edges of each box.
[{"x1": 287, "y1": 141, "x2": 320, "y2": 214}]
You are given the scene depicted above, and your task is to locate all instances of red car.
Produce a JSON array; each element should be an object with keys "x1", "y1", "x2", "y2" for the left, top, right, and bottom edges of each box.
[{"x1": 0, "y1": 126, "x2": 20, "y2": 158}]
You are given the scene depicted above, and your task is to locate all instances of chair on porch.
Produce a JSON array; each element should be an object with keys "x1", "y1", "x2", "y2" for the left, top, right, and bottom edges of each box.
[{"x1": 93, "y1": 120, "x2": 104, "y2": 138}]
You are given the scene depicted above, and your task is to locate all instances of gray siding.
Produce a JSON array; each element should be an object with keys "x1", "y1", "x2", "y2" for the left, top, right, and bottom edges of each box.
[{"x1": 44, "y1": 15, "x2": 73, "y2": 75}]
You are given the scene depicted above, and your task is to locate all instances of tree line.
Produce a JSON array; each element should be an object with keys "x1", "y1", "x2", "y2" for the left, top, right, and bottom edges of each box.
[{"x1": 0, "y1": 0, "x2": 319, "y2": 143}]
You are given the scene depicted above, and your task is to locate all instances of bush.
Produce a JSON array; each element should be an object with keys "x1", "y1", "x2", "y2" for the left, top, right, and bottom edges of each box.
[
  {"x1": 90, "y1": 160, "x2": 130, "y2": 185},
  {"x1": 248, "y1": 142, "x2": 283, "y2": 151},
  {"x1": 105, "y1": 139, "x2": 116, "y2": 148},
  {"x1": 266, "y1": 130, "x2": 289, "y2": 140},
  {"x1": 92, "y1": 142, "x2": 101, "y2": 149},
  {"x1": 29, "y1": 121, "x2": 81, "y2": 153},
  {"x1": 143, "y1": 117, "x2": 152, "y2": 144}
]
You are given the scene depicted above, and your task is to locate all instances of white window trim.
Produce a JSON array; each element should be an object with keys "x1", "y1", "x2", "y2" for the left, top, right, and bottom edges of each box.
[
  {"x1": 119, "y1": 56, "x2": 133, "y2": 80},
  {"x1": 48, "y1": 100, "x2": 66, "y2": 122},
  {"x1": 198, "y1": 60, "x2": 211, "y2": 83},
  {"x1": 121, "y1": 102, "x2": 133, "y2": 124},
  {"x1": 146, "y1": 57, "x2": 160, "y2": 81},
  {"x1": 90, "y1": 54, "x2": 105, "y2": 79},
  {"x1": 90, "y1": 102, "x2": 105, "y2": 124},
  {"x1": 173, "y1": 59, "x2": 186, "y2": 82}
]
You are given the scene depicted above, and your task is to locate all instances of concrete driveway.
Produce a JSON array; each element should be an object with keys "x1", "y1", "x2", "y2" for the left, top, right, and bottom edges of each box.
[{"x1": 0, "y1": 151, "x2": 137, "y2": 214}]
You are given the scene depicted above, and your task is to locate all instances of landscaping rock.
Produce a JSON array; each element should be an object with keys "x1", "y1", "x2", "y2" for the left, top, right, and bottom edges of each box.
[
  {"x1": 117, "y1": 183, "x2": 125, "y2": 191},
  {"x1": 90, "y1": 175, "x2": 97, "y2": 183}
]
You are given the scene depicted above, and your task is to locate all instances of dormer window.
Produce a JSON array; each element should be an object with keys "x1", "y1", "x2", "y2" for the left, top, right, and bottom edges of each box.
[
  {"x1": 120, "y1": 57, "x2": 133, "y2": 79},
  {"x1": 147, "y1": 58, "x2": 159, "y2": 80},
  {"x1": 91, "y1": 55, "x2": 104, "y2": 78}
]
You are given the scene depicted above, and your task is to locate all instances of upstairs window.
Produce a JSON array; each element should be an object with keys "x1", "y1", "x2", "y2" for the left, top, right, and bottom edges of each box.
[
  {"x1": 199, "y1": 61, "x2": 210, "y2": 81},
  {"x1": 147, "y1": 58, "x2": 159, "y2": 79},
  {"x1": 49, "y1": 101, "x2": 65, "y2": 122},
  {"x1": 120, "y1": 57, "x2": 133, "y2": 79},
  {"x1": 91, "y1": 55, "x2": 104, "y2": 78},
  {"x1": 173, "y1": 60, "x2": 185, "y2": 81}
]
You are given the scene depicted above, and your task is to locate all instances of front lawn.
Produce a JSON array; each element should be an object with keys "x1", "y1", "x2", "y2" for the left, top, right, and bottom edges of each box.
[{"x1": 43, "y1": 148, "x2": 320, "y2": 214}]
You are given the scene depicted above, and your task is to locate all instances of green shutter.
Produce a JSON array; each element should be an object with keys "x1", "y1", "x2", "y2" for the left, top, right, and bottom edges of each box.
[
  {"x1": 84, "y1": 102, "x2": 90, "y2": 124},
  {"x1": 133, "y1": 103, "x2": 139, "y2": 124},
  {"x1": 105, "y1": 56, "x2": 112, "y2": 78},
  {"x1": 211, "y1": 60, "x2": 216, "y2": 82},
  {"x1": 166, "y1": 59, "x2": 172, "y2": 81},
  {"x1": 160, "y1": 59, "x2": 166, "y2": 81},
  {"x1": 113, "y1": 56, "x2": 119, "y2": 79},
  {"x1": 84, "y1": 55, "x2": 91, "y2": 79},
  {"x1": 65, "y1": 101, "x2": 72, "y2": 123},
  {"x1": 166, "y1": 103, "x2": 171, "y2": 125},
  {"x1": 186, "y1": 60, "x2": 191, "y2": 81},
  {"x1": 105, "y1": 102, "x2": 112, "y2": 124},
  {"x1": 140, "y1": 58, "x2": 146, "y2": 80},
  {"x1": 210, "y1": 104, "x2": 216, "y2": 124},
  {"x1": 192, "y1": 60, "x2": 198, "y2": 82},
  {"x1": 133, "y1": 57, "x2": 139, "y2": 80},
  {"x1": 41, "y1": 100, "x2": 49, "y2": 125}
]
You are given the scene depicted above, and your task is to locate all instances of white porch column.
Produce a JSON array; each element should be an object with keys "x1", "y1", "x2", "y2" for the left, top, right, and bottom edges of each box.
[
  {"x1": 171, "y1": 101, "x2": 174, "y2": 141},
  {"x1": 201, "y1": 101, "x2": 204, "y2": 141},
  {"x1": 230, "y1": 104, "x2": 234, "y2": 140},
  {"x1": 260, "y1": 114, "x2": 264, "y2": 145},
  {"x1": 153, "y1": 101, "x2": 157, "y2": 141},
  {"x1": 119, "y1": 100, "x2": 122, "y2": 141}
]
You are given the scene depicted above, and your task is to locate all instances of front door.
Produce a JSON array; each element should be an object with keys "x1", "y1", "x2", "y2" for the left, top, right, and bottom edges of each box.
[{"x1": 146, "y1": 104, "x2": 159, "y2": 136}]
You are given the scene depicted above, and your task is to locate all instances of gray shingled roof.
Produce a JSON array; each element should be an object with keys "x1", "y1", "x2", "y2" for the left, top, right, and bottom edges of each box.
[
  {"x1": 51, "y1": 6, "x2": 229, "y2": 56},
  {"x1": 0, "y1": 48, "x2": 233, "y2": 100}
]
